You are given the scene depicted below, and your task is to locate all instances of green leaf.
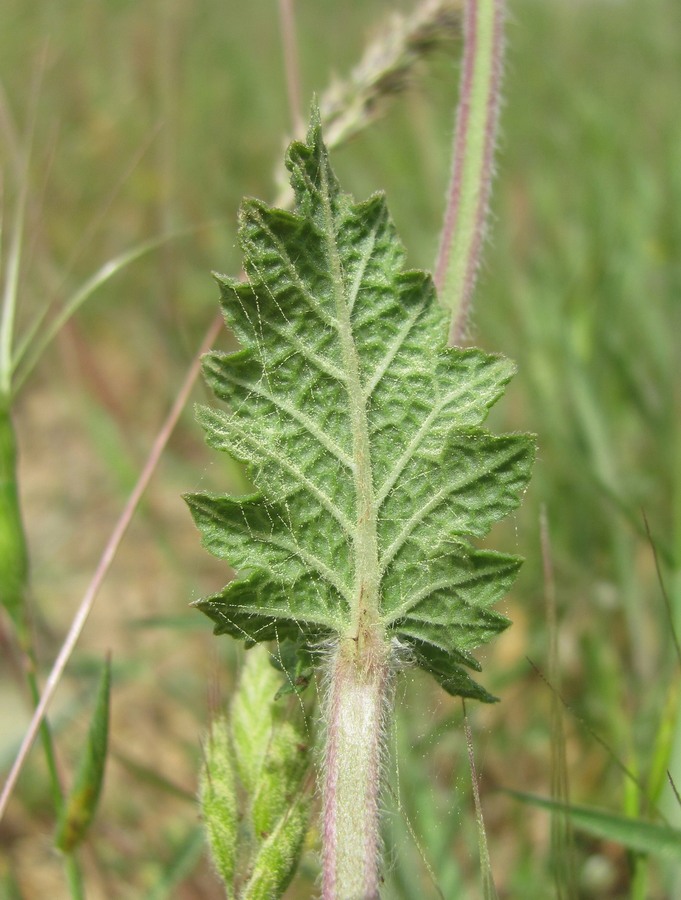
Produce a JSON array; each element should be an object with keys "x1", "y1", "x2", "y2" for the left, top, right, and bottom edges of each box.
[
  {"x1": 55, "y1": 656, "x2": 111, "y2": 853},
  {"x1": 507, "y1": 790, "x2": 681, "y2": 862},
  {"x1": 185, "y1": 108, "x2": 534, "y2": 700}
]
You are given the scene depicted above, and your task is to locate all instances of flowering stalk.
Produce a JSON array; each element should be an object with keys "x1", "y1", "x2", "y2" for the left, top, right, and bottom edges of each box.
[
  {"x1": 322, "y1": 637, "x2": 392, "y2": 900},
  {"x1": 434, "y1": 0, "x2": 506, "y2": 345},
  {"x1": 319, "y1": 0, "x2": 461, "y2": 151}
]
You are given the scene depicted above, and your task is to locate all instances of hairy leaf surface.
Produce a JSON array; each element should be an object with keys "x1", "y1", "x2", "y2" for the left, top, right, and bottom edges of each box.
[{"x1": 186, "y1": 112, "x2": 534, "y2": 701}]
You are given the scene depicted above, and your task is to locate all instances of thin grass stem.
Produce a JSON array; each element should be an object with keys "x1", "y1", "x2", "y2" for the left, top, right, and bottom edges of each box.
[
  {"x1": 22, "y1": 125, "x2": 163, "y2": 348},
  {"x1": 64, "y1": 854, "x2": 85, "y2": 900},
  {"x1": 0, "y1": 145, "x2": 29, "y2": 397},
  {"x1": 541, "y1": 508, "x2": 578, "y2": 899},
  {"x1": 0, "y1": 44, "x2": 46, "y2": 396},
  {"x1": 463, "y1": 702, "x2": 497, "y2": 899},
  {"x1": 23, "y1": 645, "x2": 63, "y2": 807}
]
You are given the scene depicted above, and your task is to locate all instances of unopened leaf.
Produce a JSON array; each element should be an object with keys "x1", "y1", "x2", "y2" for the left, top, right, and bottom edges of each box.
[
  {"x1": 200, "y1": 716, "x2": 238, "y2": 887},
  {"x1": 200, "y1": 646, "x2": 311, "y2": 897}
]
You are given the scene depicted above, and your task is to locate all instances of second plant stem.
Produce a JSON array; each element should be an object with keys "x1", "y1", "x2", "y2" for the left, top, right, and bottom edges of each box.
[{"x1": 435, "y1": 0, "x2": 505, "y2": 345}]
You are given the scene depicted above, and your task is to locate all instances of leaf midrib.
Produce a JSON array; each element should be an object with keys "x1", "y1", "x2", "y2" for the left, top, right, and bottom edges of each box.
[
  {"x1": 206, "y1": 407, "x2": 354, "y2": 533},
  {"x1": 238, "y1": 525, "x2": 352, "y2": 605},
  {"x1": 319, "y1": 162, "x2": 382, "y2": 641},
  {"x1": 379, "y1": 439, "x2": 524, "y2": 574}
]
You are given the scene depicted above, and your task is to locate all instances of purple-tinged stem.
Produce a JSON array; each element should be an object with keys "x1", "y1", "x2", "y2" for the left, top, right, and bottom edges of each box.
[
  {"x1": 322, "y1": 636, "x2": 391, "y2": 900},
  {"x1": 434, "y1": 0, "x2": 506, "y2": 346}
]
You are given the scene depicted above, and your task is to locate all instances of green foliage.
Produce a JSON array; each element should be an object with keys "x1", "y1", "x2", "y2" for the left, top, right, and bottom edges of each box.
[
  {"x1": 2, "y1": 0, "x2": 679, "y2": 894},
  {"x1": 55, "y1": 657, "x2": 111, "y2": 853},
  {"x1": 200, "y1": 646, "x2": 310, "y2": 899},
  {"x1": 185, "y1": 110, "x2": 534, "y2": 702},
  {"x1": 508, "y1": 790, "x2": 681, "y2": 863}
]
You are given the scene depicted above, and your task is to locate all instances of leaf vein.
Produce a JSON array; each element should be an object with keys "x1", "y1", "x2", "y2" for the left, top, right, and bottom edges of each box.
[
  {"x1": 345, "y1": 210, "x2": 383, "y2": 316},
  {"x1": 248, "y1": 206, "x2": 339, "y2": 331},
  {"x1": 235, "y1": 521, "x2": 352, "y2": 604},
  {"x1": 363, "y1": 297, "x2": 427, "y2": 402},
  {"x1": 376, "y1": 389, "x2": 486, "y2": 507},
  {"x1": 383, "y1": 576, "x2": 475, "y2": 624},
  {"x1": 225, "y1": 424, "x2": 354, "y2": 533},
  {"x1": 265, "y1": 318, "x2": 347, "y2": 384},
  {"x1": 379, "y1": 464, "x2": 507, "y2": 573},
  {"x1": 223, "y1": 373, "x2": 354, "y2": 471}
]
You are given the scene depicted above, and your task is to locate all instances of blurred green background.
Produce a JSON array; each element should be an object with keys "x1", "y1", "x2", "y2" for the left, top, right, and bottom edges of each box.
[{"x1": 1, "y1": 0, "x2": 680, "y2": 896}]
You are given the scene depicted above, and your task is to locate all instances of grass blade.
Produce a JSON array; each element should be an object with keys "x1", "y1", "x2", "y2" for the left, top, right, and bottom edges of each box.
[
  {"x1": 507, "y1": 790, "x2": 681, "y2": 862},
  {"x1": 13, "y1": 225, "x2": 213, "y2": 391},
  {"x1": 55, "y1": 656, "x2": 111, "y2": 853},
  {"x1": 0, "y1": 404, "x2": 28, "y2": 625}
]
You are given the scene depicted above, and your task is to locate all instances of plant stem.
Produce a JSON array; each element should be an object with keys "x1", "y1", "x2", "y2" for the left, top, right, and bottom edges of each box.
[
  {"x1": 434, "y1": 0, "x2": 505, "y2": 345},
  {"x1": 24, "y1": 646, "x2": 64, "y2": 808},
  {"x1": 322, "y1": 637, "x2": 391, "y2": 900},
  {"x1": 64, "y1": 854, "x2": 85, "y2": 900},
  {"x1": 0, "y1": 403, "x2": 87, "y2": 897},
  {"x1": 0, "y1": 402, "x2": 28, "y2": 622},
  {"x1": 0, "y1": 404, "x2": 60, "y2": 806},
  {"x1": 463, "y1": 704, "x2": 497, "y2": 899}
]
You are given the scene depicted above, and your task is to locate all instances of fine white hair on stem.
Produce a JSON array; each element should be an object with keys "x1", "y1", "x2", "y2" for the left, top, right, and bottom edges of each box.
[{"x1": 319, "y1": 634, "x2": 403, "y2": 899}]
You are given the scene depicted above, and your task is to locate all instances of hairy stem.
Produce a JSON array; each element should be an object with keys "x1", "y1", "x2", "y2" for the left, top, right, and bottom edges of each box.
[
  {"x1": 322, "y1": 637, "x2": 391, "y2": 900},
  {"x1": 434, "y1": 0, "x2": 505, "y2": 345}
]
